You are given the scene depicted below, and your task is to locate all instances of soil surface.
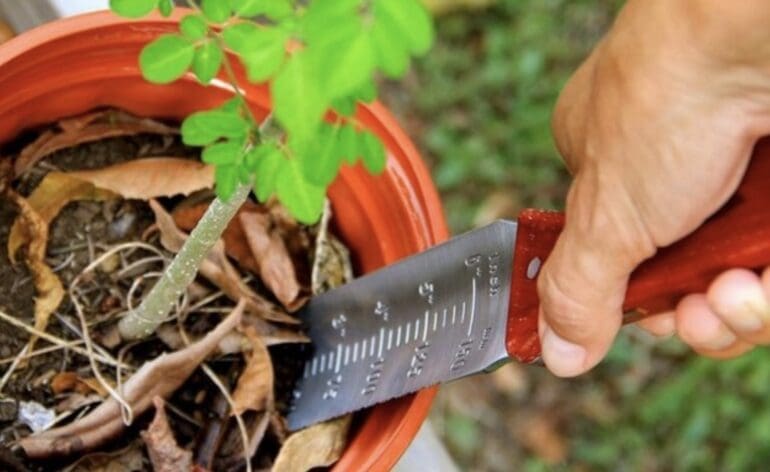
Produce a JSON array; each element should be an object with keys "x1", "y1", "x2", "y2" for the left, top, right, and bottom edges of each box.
[{"x1": 0, "y1": 117, "x2": 319, "y2": 471}]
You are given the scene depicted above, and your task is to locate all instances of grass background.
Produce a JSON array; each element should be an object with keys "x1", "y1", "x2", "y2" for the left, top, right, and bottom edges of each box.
[{"x1": 380, "y1": 0, "x2": 770, "y2": 469}]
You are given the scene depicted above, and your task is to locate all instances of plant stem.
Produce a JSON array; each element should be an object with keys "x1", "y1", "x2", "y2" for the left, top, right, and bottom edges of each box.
[{"x1": 118, "y1": 183, "x2": 251, "y2": 340}]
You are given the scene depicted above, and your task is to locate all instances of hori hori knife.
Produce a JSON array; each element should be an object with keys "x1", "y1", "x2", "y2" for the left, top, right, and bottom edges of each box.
[{"x1": 287, "y1": 140, "x2": 770, "y2": 431}]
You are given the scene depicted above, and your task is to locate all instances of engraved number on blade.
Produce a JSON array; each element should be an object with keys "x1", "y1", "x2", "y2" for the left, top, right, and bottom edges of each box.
[{"x1": 362, "y1": 357, "x2": 385, "y2": 396}]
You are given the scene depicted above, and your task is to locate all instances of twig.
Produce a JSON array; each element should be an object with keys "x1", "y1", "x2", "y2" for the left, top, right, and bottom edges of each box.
[
  {"x1": 200, "y1": 364, "x2": 253, "y2": 472},
  {"x1": 116, "y1": 255, "x2": 168, "y2": 279},
  {"x1": 0, "y1": 310, "x2": 128, "y2": 369},
  {"x1": 0, "y1": 345, "x2": 29, "y2": 394},
  {"x1": 69, "y1": 290, "x2": 135, "y2": 425},
  {"x1": 53, "y1": 314, "x2": 124, "y2": 368},
  {"x1": 177, "y1": 313, "x2": 253, "y2": 472},
  {"x1": 311, "y1": 200, "x2": 332, "y2": 293},
  {"x1": 0, "y1": 341, "x2": 84, "y2": 365},
  {"x1": 50, "y1": 253, "x2": 75, "y2": 273}
]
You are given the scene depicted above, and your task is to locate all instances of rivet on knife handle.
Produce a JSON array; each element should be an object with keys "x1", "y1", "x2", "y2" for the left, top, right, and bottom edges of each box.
[{"x1": 506, "y1": 138, "x2": 770, "y2": 363}]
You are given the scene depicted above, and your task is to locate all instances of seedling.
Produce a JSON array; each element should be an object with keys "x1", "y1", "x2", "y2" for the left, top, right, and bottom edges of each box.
[{"x1": 109, "y1": 0, "x2": 434, "y2": 338}]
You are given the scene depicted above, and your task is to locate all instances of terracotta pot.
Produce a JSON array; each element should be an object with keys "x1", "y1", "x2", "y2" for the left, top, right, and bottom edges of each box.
[{"x1": 0, "y1": 11, "x2": 448, "y2": 472}]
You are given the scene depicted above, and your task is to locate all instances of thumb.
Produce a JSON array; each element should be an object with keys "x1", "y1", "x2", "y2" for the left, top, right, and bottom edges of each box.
[{"x1": 537, "y1": 173, "x2": 655, "y2": 377}]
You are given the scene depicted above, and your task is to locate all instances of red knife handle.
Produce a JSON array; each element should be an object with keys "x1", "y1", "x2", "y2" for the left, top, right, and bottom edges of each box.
[{"x1": 506, "y1": 137, "x2": 770, "y2": 363}]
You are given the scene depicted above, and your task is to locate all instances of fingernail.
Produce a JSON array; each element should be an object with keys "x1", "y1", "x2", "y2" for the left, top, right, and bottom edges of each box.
[
  {"x1": 703, "y1": 325, "x2": 737, "y2": 351},
  {"x1": 540, "y1": 325, "x2": 587, "y2": 377},
  {"x1": 743, "y1": 298, "x2": 770, "y2": 331}
]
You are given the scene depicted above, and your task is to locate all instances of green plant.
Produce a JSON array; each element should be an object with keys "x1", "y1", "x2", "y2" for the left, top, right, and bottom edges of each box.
[{"x1": 109, "y1": 0, "x2": 434, "y2": 339}]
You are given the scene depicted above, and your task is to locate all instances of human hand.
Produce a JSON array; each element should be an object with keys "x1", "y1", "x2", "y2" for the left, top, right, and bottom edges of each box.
[{"x1": 539, "y1": 0, "x2": 770, "y2": 377}]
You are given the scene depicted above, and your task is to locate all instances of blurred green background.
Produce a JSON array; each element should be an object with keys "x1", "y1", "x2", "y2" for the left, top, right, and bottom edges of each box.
[{"x1": 380, "y1": 0, "x2": 770, "y2": 470}]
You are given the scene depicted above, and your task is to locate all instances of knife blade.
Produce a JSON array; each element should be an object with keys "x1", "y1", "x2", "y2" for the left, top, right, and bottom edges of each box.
[{"x1": 287, "y1": 140, "x2": 770, "y2": 431}]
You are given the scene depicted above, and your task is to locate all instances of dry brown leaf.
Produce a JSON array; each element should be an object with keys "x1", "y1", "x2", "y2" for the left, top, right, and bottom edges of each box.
[
  {"x1": 231, "y1": 328, "x2": 274, "y2": 415},
  {"x1": 52, "y1": 372, "x2": 109, "y2": 397},
  {"x1": 14, "y1": 109, "x2": 176, "y2": 176},
  {"x1": 67, "y1": 158, "x2": 213, "y2": 200},
  {"x1": 8, "y1": 158, "x2": 213, "y2": 259},
  {"x1": 149, "y1": 200, "x2": 298, "y2": 325},
  {"x1": 50, "y1": 372, "x2": 79, "y2": 394},
  {"x1": 141, "y1": 397, "x2": 193, "y2": 472},
  {"x1": 272, "y1": 416, "x2": 352, "y2": 472},
  {"x1": 239, "y1": 212, "x2": 302, "y2": 311},
  {"x1": 3, "y1": 188, "x2": 64, "y2": 349},
  {"x1": 63, "y1": 440, "x2": 145, "y2": 472},
  {"x1": 7, "y1": 172, "x2": 115, "y2": 261},
  {"x1": 173, "y1": 200, "x2": 263, "y2": 275},
  {"x1": 19, "y1": 302, "x2": 244, "y2": 458},
  {"x1": 242, "y1": 314, "x2": 310, "y2": 346},
  {"x1": 311, "y1": 203, "x2": 353, "y2": 294}
]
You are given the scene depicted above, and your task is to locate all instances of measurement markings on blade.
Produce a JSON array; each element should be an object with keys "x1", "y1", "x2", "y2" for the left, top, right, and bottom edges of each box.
[
  {"x1": 468, "y1": 278, "x2": 477, "y2": 336},
  {"x1": 335, "y1": 344, "x2": 342, "y2": 373},
  {"x1": 301, "y1": 274, "x2": 486, "y2": 386}
]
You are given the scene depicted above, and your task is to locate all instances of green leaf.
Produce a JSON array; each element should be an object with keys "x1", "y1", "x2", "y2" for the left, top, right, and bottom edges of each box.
[
  {"x1": 239, "y1": 166, "x2": 254, "y2": 185},
  {"x1": 158, "y1": 0, "x2": 174, "y2": 16},
  {"x1": 219, "y1": 96, "x2": 244, "y2": 114},
  {"x1": 230, "y1": 0, "x2": 293, "y2": 19},
  {"x1": 371, "y1": 20, "x2": 409, "y2": 78},
  {"x1": 202, "y1": 141, "x2": 242, "y2": 166},
  {"x1": 109, "y1": 0, "x2": 156, "y2": 18},
  {"x1": 311, "y1": 24, "x2": 374, "y2": 100},
  {"x1": 223, "y1": 23, "x2": 288, "y2": 54},
  {"x1": 251, "y1": 143, "x2": 285, "y2": 201},
  {"x1": 222, "y1": 22, "x2": 260, "y2": 52},
  {"x1": 301, "y1": 125, "x2": 343, "y2": 186},
  {"x1": 139, "y1": 34, "x2": 195, "y2": 84},
  {"x1": 273, "y1": 52, "x2": 326, "y2": 143},
  {"x1": 223, "y1": 23, "x2": 288, "y2": 81},
  {"x1": 201, "y1": 0, "x2": 231, "y2": 23},
  {"x1": 331, "y1": 96, "x2": 357, "y2": 117},
  {"x1": 360, "y1": 130, "x2": 386, "y2": 173},
  {"x1": 331, "y1": 80, "x2": 376, "y2": 116},
  {"x1": 241, "y1": 46, "x2": 286, "y2": 82},
  {"x1": 338, "y1": 124, "x2": 359, "y2": 164},
  {"x1": 373, "y1": 0, "x2": 434, "y2": 56},
  {"x1": 276, "y1": 158, "x2": 325, "y2": 224},
  {"x1": 181, "y1": 110, "x2": 249, "y2": 146},
  {"x1": 301, "y1": 0, "x2": 360, "y2": 46},
  {"x1": 180, "y1": 14, "x2": 208, "y2": 40},
  {"x1": 193, "y1": 41, "x2": 224, "y2": 84},
  {"x1": 215, "y1": 165, "x2": 239, "y2": 201},
  {"x1": 355, "y1": 80, "x2": 377, "y2": 103}
]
